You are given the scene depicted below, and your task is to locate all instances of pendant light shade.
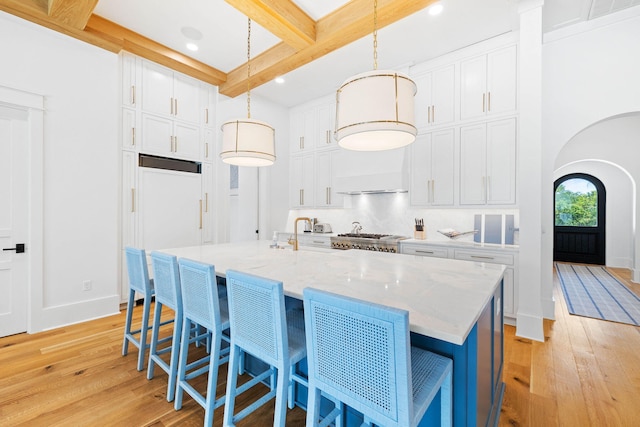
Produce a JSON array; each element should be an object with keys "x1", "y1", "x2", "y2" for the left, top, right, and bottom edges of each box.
[
  {"x1": 220, "y1": 18, "x2": 275, "y2": 167},
  {"x1": 335, "y1": 70, "x2": 417, "y2": 151},
  {"x1": 220, "y1": 118, "x2": 275, "y2": 166}
]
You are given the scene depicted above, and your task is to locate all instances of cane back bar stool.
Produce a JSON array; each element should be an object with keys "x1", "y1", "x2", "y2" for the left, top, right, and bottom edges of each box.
[
  {"x1": 223, "y1": 270, "x2": 307, "y2": 427},
  {"x1": 303, "y1": 288, "x2": 453, "y2": 427},
  {"x1": 175, "y1": 258, "x2": 231, "y2": 426},
  {"x1": 122, "y1": 247, "x2": 155, "y2": 371}
]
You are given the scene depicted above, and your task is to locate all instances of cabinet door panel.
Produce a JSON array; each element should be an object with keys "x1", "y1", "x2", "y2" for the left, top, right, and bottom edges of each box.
[
  {"x1": 431, "y1": 128, "x2": 455, "y2": 205},
  {"x1": 317, "y1": 102, "x2": 336, "y2": 149},
  {"x1": 290, "y1": 154, "x2": 314, "y2": 208},
  {"x1": 122, "y1": 108, "x2": 136, "y2": 149},
  {"x1": 460, "y1": 123, "x2": 487, "y2": 205},
  {"x1": 410, "y1": 133, "x2": 431, "y2": 206},
  {"x1": 460, "y1": 55, "x2": 487, "y2": 121},
  {"x1": 487, "y1": 46, "x2": 517, "y2": 116},
  {"x1": 121, "y1": 53, "x2": 137, "y2": 107},
  {"x1": 137, "y1": 168, "x2": 202, "y2": 250},
  {"x1": 141, "y1": 113, "x2": 172, "y2": 155},
  {"x1": 315, "y1": 151, "x2": 331, "y2": 207},
  {"x1": 173, "y1": 74, "x2": 200, "y2": 123},
  {"x1": 141, "y1": 61, "x2": 173, "y2": 117},
  {"x1": 174, "y1": 122, "x2": 200, "y2": 160},
  {"x1": 486, "y1": 118, "x2": 516, "y2": 204},
  {"x1": 431, "y1": 66, "x2": 455, "y2": 126},
  {"x1": 202, "y1": 163, "x2": 214, "y2": 243},
  {"x1": 414, "y1": 72, "x2": 433, "y2": 129}
]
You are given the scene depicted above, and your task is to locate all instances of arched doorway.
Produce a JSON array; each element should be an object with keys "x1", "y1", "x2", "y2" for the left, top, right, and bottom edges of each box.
[{"x1": 554, "y1": 173, "x2": 606, "y2": 265}]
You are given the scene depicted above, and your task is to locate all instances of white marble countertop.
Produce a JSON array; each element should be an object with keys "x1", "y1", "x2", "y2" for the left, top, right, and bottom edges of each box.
[
  {"x1": 158, "y1": 240, "x2": 505, "y2": 345},
  {"x1": 401, "y1": 238, "x2": 520, "y2": 252}
]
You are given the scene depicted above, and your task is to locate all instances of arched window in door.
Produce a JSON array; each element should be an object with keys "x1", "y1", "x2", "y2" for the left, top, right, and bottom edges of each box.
[{"x1": 554, "y1": 173, "x2": 606, "y2": 265}]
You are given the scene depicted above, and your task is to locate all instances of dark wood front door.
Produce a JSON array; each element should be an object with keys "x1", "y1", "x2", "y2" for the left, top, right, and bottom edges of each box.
[{"x1": 554, "y1": 173, "x2": 606, "y2": 265}]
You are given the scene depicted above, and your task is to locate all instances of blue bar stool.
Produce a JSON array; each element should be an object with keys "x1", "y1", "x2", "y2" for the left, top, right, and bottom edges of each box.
[
  {"x1": 122, "y1": 247, "x2": 154, "y2": 372},
  {"x1": 174, "y1": 258, "x2": 230, "y2": 426},
  {"x1": 147, "y1": 251, "x2": 187, "y2": 402},
  {"x1": 303, "y1": 288, "x2": 453, "y2": 427},
  {"x1": 223, "y1": 270, "x2": 307, "y2": 427}
]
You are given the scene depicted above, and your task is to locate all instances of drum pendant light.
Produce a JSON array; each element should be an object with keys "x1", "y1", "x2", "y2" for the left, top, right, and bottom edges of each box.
[
  {"x1": 221, "y1": 18, "x2": 275, "y2": 166},
  {"x1": 335, "y1": 0, "x2": 417, "y2": 151}
]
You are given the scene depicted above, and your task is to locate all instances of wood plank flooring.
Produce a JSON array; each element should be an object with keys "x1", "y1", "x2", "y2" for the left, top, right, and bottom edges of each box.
[
  {"x1": 1, "y1": 267, "x2": 639, "y2": 426},
  {"x1": 499, "y1": 266, "x2": 640, "y2": 427}
]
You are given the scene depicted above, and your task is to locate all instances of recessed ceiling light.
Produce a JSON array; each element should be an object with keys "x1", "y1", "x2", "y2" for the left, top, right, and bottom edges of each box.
[
  {"x1": 428, "y1": 3, "x2": 443, "y2": 16},
  {"x1": 275, "y1": 77, "x2": 285, "y2": 84},
  {"x1": 181, "y1": 26, "x2": 203, "y2": 40},
  {"x1": 186, "y1": 43, "x2": 199, "y2": 52}
]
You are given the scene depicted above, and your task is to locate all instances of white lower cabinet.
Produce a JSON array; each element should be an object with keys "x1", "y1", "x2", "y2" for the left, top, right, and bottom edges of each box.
[{"x1": 400, "y1": 242, "x2": 518, "y2": 322}]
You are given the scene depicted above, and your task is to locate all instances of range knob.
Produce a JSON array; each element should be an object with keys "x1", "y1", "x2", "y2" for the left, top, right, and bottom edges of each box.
[{"x1": 390, "y1": 248, "x2": 396, "y2": 253}]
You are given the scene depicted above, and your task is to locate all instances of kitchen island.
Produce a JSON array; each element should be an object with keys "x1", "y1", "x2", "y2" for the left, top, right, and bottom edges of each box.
[{"x1": 160, "y1": 240, "x2": 505, "y2": 426}]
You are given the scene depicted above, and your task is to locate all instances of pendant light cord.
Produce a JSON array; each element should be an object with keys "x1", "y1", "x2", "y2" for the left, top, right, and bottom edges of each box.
[
  {"x1": 247, "y1": 18, "x2": 251, "y2": 119},
  {"x1": 373, "y1": 0, "x2": 378, "y2": 70}
]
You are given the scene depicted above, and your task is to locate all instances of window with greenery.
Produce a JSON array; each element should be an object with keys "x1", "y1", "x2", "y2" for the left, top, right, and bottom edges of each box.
[{"x1": 555, "y1": 178, "x2": 598, "y2": 226}]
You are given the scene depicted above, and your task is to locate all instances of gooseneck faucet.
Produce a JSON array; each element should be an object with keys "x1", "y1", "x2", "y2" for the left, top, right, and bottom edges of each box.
[{"x1": 288, "y1": 217, "x2": 311, "y2": 251}]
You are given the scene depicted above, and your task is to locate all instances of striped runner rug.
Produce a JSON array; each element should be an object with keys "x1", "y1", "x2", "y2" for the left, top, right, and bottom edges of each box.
[{"x1": 555, "y1": 263, "x2": 640, "y2": 326}]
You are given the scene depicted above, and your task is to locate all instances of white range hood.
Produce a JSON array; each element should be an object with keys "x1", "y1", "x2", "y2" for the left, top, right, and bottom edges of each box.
[{"x1": 333, "y1": 147, "x2": 410, "y2": 195}]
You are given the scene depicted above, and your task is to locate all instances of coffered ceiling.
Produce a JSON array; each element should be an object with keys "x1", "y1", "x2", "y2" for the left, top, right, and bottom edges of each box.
[{"x1": 0, "y1": 0, "x2": 638, "y2": 107}]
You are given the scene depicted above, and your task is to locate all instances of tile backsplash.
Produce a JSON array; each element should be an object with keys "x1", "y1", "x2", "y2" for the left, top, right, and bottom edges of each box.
[{"x1": 285, "y1": 192, "x2": 519, "y2": 244}]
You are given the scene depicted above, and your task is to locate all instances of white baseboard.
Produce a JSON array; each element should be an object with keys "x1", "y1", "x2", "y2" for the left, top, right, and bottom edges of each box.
[
  {"x1": 31, "y1": 295, "x2": 121, "y2": 333},
  {"x1": 633, "y1": 268, "x2": 640, "y2": 284},
  {"x1": 516, "y1": 311, "x2": 544, "y2": 342},
  {"x1": 542, "y1": 295, "x2": 556, "y2": 320}
]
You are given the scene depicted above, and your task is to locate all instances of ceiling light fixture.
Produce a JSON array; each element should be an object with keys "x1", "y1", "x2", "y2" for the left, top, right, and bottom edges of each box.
[
  {"x1": 220, "y1": 18, "x2": 275, "y2": 167},
  {"x1": 186, "y1": 42, "x2": 199, "y2": 51},
  {"x1": 334, "y1": 0, "x2": 417, "y2": 151},
  {"x1": 428, "y1": 3, "x2": 443, "y2": 16},
  {"x1": 275, "y1": 76, "x2": 285, "y2": 84}
]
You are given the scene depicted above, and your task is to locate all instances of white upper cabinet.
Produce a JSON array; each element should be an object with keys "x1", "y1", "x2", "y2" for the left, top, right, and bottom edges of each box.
[
  {"x1": 460, "y1": 45, "x2": 517, "y2": 121},
  {"x1": 316, "y1": 101, "x2": 336, "y2": 149},
  {"x1": 410, "y1": 128, "x2": 455, "y2": 206},
  {"x1": 141, "y1": 61, "x2": 201, "y2": 124},
  {"x1": 121, "y1": 53, "x2": 137, "y2": 107},
  {"x1": 290, "y1": 154, "x2": 315, "y2": 208},
  {"x1": 315, "y1": 150, "x2": 343, "y2": 208},
  {"x1": 460, "y1": 118, "x2": 516, "y2": 205},
  {"x1": 290, "y1": 98, "x2": 336, "y2": 153},
  {"x1": 414, "y1": 65, "x2": 455, "y2": 129},
  {"x1": 199, "y1": 83, "x2": 217, "y2": 130},
  {"x1": 141, "y1": 113, "x2": 200, "y2": 161}
]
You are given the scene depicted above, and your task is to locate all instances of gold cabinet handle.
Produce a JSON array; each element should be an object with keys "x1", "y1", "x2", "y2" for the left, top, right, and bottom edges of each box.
[
  {"x1": 170, "y1": 97, "x2": 174, "y2": 115},
  {"x1": 205, "y1": 192, "x2": 209, "y2": 212},
  {"x1": 131, "y1": 188, "x2": 135, "y2": 213},
  {"x1": 131, "y1": 85, "x2": 136, "y2": 105},
  {"x1": 131, "y1": 128, "x2": 135, "y2": 146},
  {"x1": 326, "y1": 130, "x2": 331, "y2": 144},
  {"x1": 427, "y1": 106, "x2": 431, "y2": 123},
  {"x1": 488, "y1": 92, "x2": 491, "y2": 111},
  {"x1": 199, "y1": 199, "x2": 203, "y2": 229},
  {"x1": 174, "y1": 136, "x2": 177, "y2": 152},
  {"x1": 205, "y1": 142, "x2": 209, "y2": 158},
  {"x1": 432, "y1": 105, "x2": 435, "y2": 123},
  {"x1": 482, "y1": 93, "x2": 486, "y2": 113},
  {"x1": 174, "y1": 98, "x2": 178, "y2": 116},
  {"x1": 205, "y1": 108, "x2": 209, "y2": 124},
  {"x1": 300, "y1": 136, "x2": 304, "y2": 149}
]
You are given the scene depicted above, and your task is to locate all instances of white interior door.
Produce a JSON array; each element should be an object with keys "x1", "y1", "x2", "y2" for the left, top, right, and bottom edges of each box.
[{"x1": 0, "y1": 105, "x2": 29, "y2": 337}]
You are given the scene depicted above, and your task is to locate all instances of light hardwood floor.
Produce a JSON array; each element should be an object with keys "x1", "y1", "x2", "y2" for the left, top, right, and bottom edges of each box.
[{"x1": 1, "y1": 267, "x2": 639, "y2": 426}]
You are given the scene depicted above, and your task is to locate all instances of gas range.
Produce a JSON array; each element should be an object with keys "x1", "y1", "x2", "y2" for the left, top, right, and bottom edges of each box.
[{"x1": 330, "y1": 233, "x2": 409, "y2": 253}]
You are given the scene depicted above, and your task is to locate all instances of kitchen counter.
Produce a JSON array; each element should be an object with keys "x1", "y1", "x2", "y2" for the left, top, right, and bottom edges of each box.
[
  {"x1": 159, "y1": 240, "x2": 504, "y2": 345},
  {"x1": 159, "y1": 240, "x2": 505, "y2": 426}
]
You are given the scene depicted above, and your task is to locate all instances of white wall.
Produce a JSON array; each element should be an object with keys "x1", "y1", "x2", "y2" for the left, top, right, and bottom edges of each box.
[
  {"x1": 543, "y1": 8, "x2": 640, "y2": 283},
  {"x1": 0, "y1": 12, "x2": 120, "y2": 331},
  {"x1": 216, "y1": 93, "x2": 290, "y2": 243},
  {"x1": 554, "y1": 115, "x2": 639, "y2": 268}
]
